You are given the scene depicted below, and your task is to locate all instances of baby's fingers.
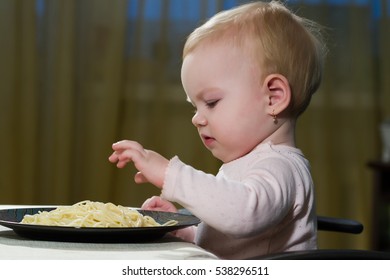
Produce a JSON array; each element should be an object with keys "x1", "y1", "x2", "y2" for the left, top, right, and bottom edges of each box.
[
  {"x1": 108, "y1": 151, "x2": 129, "y2": 168},
  {"x1": 112, "y1": 140, "x2": 144, "y2": 152},
  {"x1": 108, "y1": 152, "x2": 120, "y2": 163},
  {"x1": 134, "y1": 172, "x2": 148, "y2": 184},
  {"x1": 115, "y1": 157, "x2": 131, "y2": 168},
  {"x1": 141, "y1": 196, "x2": 177, "y2": 212},
  {"x1": 117, "y1": 148, "x2": 145, "y2": 166}
]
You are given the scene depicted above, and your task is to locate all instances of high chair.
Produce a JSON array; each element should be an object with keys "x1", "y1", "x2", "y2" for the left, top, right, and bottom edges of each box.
[
  {"x1": 252, "y1": 215, "x2": 390, "y2": 259},
  {"x1": 179, "y1": 209, "x2": 390, "y2": 259}
]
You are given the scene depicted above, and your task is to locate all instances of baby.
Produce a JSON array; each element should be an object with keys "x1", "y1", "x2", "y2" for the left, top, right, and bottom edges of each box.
[{"x1": 109, "y1": 0, "x2": 326, "y2": 259}]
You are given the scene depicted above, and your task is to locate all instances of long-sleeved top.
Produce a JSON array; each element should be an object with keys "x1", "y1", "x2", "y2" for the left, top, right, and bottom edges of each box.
[{"x1": 161, "y1": 142, "x2": 317, "y2": 259}]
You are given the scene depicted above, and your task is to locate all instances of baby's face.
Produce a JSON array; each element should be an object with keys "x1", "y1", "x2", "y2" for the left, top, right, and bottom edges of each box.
[{"x1": 181, "y1": 41, "x2": 274, "y2": 162}]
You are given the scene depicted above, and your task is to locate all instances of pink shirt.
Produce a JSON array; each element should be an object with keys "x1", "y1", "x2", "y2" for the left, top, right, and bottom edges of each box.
[{"x1": 162, "y1": 142, "x2": 317, "y2": 259}]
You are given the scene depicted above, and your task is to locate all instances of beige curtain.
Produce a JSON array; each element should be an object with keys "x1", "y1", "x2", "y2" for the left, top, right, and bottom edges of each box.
[
  {"x1": 0, "y1": 0, "x2": 389, "y2": 251},
  {"x1": 295, "y1": 2, "x2": 390, "y2": 250}
]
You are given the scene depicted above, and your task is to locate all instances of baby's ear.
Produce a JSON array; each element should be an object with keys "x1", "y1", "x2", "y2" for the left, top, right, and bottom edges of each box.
[{"x1": 263, "y1": 74, "x2": 291, "y2": 116}]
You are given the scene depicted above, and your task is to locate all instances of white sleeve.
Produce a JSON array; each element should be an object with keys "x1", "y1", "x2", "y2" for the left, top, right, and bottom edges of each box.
[{"x1": 161, "y1": 156, "x2": 297, "y2": 238}]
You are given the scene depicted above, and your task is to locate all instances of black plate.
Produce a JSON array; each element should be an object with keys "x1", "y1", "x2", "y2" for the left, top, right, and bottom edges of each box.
[{"x1": 0, "y1": 207, "x2": 200, "y2": 243}]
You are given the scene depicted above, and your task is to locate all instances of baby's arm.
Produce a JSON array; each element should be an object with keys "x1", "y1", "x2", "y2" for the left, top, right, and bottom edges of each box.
[
  {"x1": 162, "y1": 157, "x2": 297, "y2": 238},
  {"x1": 109, "y1": 140, "x2": 196, "y2": 242},
  {"x1": 108, "y1": 140, "x2": 169, "y2": 188}
]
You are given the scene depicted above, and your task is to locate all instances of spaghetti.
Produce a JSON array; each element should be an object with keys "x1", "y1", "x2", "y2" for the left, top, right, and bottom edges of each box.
[{"x1": 20, "y1": 200, "x2": 178, "y2": 228}]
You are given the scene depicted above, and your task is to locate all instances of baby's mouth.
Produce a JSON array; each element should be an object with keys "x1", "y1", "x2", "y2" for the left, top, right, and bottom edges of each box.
[
  {"x1": 201, "y1": 134, "x2": 216, "y2": 146},
  {"x1": 201, "y1": 134, "x2": 213, "y2": 140}
]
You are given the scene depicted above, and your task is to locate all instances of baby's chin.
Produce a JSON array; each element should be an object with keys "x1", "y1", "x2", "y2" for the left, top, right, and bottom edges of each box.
[{"x1": 210, "y1": 149, "x2": 242, "y2": 164}]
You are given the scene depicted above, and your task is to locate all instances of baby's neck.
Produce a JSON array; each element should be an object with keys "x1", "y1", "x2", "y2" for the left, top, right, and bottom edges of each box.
[{"x1": 263, "y1": 118, "x2": 296, "y2": 147}]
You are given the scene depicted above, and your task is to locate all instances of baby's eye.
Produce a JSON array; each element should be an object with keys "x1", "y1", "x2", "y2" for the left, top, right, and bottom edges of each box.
[{"x1": 205, "y1": 100, "x2": 219, "y2": 108}]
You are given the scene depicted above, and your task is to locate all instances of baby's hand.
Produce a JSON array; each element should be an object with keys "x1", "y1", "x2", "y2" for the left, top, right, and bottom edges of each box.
[
  {"x1": 142, "y1": 196, "x2": 195, "y2": 242},
  {"x1": 141, "y1": 196, "x2": 177, "y2": 212},
  {"x1": 108, "y1": 140, "x2": 169, "y2": 188}
]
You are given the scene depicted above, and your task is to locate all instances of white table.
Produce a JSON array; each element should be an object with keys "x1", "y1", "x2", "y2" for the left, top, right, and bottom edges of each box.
[{"x1": 0, "y1": 205, "x2": 218, "y2": 260}]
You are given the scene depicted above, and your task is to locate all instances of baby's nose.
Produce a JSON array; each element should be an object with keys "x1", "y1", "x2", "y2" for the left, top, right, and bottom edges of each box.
[{"x1": 192, "y1": 112, "x2": 207, "y2": 127}]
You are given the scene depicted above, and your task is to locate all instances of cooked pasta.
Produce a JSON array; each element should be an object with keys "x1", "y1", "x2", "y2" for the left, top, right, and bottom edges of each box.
[{"x1": 20, "y1": 200, "x2": 178, "y2": 228}]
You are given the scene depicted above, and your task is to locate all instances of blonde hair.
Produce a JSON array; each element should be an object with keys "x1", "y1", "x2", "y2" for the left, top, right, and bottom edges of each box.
[{"x1": 183, "y1": 1, "x2": 327, "y2": 117}]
